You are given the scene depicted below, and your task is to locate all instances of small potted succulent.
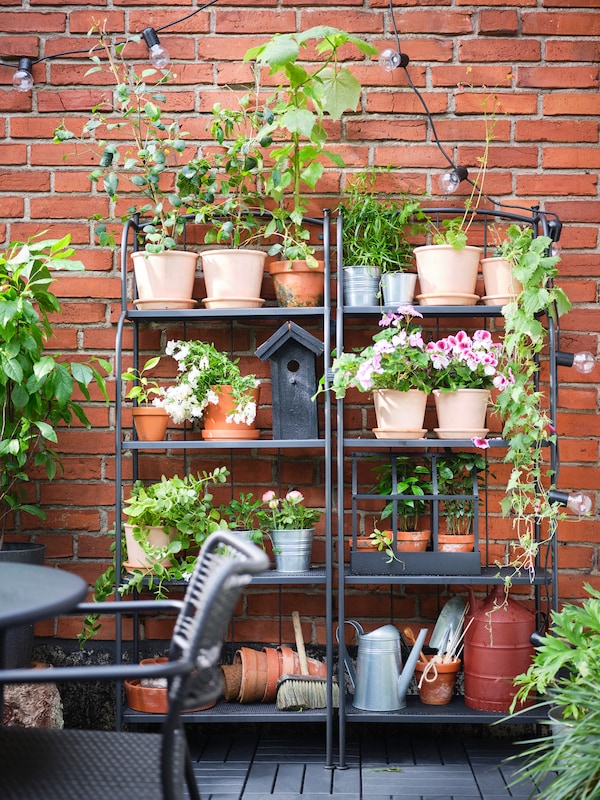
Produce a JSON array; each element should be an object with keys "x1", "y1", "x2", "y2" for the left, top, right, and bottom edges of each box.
[
  {"x1": 121, "y1": 356, "x2": 168, "y2": 441},
  {"x1": 157, "y1": 340, "x2": 260, "y2": 440},
  {"x1": 245, "y1": 27, "x2": 378, "y2": 307},
  {"x1": 257, "y1": 489, "x2": 321, "y2": 572}
]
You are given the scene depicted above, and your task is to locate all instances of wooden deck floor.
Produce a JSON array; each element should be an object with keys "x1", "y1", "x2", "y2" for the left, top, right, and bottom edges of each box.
[{"x1": 188, "y1": 724, "x2": 549, "y2": 799}]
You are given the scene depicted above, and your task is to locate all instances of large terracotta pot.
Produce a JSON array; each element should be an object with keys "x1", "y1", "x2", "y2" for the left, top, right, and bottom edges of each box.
[
  {"x1": 438, "y1": 531, "x2": 475, "y2": 553},
  {"x1": 372, "y1": 388, "x2": 428, "y2": 438},
  {"x1": 433, "y1": 388, "x2": 490, "y2": 439},
  {"x1": 269, "y1": 259, "x2": 325, "y2": 307},
  {"x1": 414, "y1": 244, "x2": 482, "y2": 304},
  {"x1": 131, "y1": 250, "x2": 199, "y2": 308},
  {"x1": 201, "y1": 248, "x2": 266, "y2": 308},
  {"x1": 125, "y1": 657, "x2": 216, "y2": 713},
  {"x1": 202, "y1": 385, "x2": 260, "y2": 440},
  {"x1": 132, "y1": 406, "x2": 169, "y2": 441}
]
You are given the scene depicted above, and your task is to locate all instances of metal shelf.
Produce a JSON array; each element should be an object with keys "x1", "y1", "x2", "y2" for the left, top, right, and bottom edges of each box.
[
  {"x1": 123, "y1": 700, "x2": 329, "y2": 724},
  {"x1": 344, "y1": 565, "x2": 550, "y2": 586},
  {"x1": 125, "y1": 305, "x2": 327, "y2": 321},
  {"x1": 123, "y1": 438, "x2": 327, "y2": 451}
]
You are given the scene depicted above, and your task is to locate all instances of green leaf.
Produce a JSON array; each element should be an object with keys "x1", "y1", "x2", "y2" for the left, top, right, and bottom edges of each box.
[
  {"x1": 279, "y1": 107, "x2": 316, "y2": 139},
  {"x1": 320, "y1": 66, "x2": 361, "y2": 120}
]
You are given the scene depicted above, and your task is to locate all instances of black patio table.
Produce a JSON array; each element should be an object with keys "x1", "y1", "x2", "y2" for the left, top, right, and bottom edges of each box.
[{"x1": 0, "y1": 562, "x2": 87, "y2": 670}]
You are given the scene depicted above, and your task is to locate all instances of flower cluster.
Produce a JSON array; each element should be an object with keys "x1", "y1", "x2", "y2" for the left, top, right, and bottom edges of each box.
[
  {"x1": 257, "y1": 489, "x2": 321, "y2": 531},
  {"x1": 426, "y1": 329, "x2": 508, "y2": 392},
  {"x1": 158, "y1": 340, "x2": 258, "y2": 425},
  {"x1": 330, "y1": 306, "x2": 431, "y2": 397}
]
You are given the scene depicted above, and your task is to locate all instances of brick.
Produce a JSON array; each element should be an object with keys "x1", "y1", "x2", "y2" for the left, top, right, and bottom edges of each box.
[
  {"x1": 0, "y1": 36, "x2": 39, "y2": 57},
  {"x1": 0, "y1": 170, "x2": 50, "y2": 191},
  {"x1": 544, "y1": 93, "x2": 600, "y2": 116},
  {"x1": 460, "y1": 39, "x2": 541, "y2": 62},
  {"x1": 546, "y1": 40, "x2": 600, "y2": 62},
  {"x1": 516, "y1": 119, "x2": 598, "y2": 143},
  {"x1": 522, "y1": 11, "x2": 600, "y2": 36},
  {"x1": 215, "y1": 10, "x2": 297, "y2": 34},
  {"x1": 0, "y1": 12, "x2": 67, "y2": 32},
  {"x1": 478, "y1": 9, "x2": 519, "y2": 34},
  {"x1": 518, "y1": 66, "x2": 599, "y2": 90},
  {"x1": 543, "y1": 147, "x2": 600, "y2": 170},
  {"x1": 516, "y1": 174, "x2": 598, "y2": 197}
]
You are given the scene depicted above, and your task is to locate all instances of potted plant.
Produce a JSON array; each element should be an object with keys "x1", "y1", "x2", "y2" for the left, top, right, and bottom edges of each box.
[
  {"x1": 244, "y1": 27, "x2": 378, "y2": 307},
  {"x1": 257, "y1": 489, "x2": 321, "y2": 572},
  {"x1": 425, "y1": 328, "x2": 507, "y2": 439},
  {"x1": 508, "y1": 584, "x2": 600, "y2": 798},
  {"x1": 339, "y1": 169, "x2": 424, "y2": 307},
  {"x1": 325, "y1": 305, "x2": 431, "y2": 438},
  {"x1": 0, "y1": 234, "x2": 111, "y2": 666},
  {"x1": 157, "y1": 339, "x2": 260, "y2": 440},
  {"x1": 219, "y1": 492, "x2": 264, "y2": 546},
  {"x1": 177, "y1": 101, "x2": 270, "y2": 309},
  {"x1": 80, "y1": 466, "x2": 229, "y2": 643},
  {"x1": 369, "y1": 455, "x2": 433, "y2": 553},
  {"x1": 54, "y1": 21, "x2": 199, "y2": 307},
  {"x1": 480, "y1": 223, "x2": 528, "y2": 304},
  {"x1": 436, "y1": 453, "x2": 487, "y2": 551},
  {"x1": 121, "y1": 356, "x2": 168, "y2": 441}
]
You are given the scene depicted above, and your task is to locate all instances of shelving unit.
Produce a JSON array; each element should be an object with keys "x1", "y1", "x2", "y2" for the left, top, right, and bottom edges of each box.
[
  {"x1": 113, "y1": 212, "x2": 337, "y2": 763},
  {"x1": 334, "y1": 207, "x2": 560, "y2": 765}
]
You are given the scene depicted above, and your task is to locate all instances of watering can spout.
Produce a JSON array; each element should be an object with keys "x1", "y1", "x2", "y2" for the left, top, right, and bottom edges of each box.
[{"x1": 397, "y1": 627, "x2": 428, "y2": 701}]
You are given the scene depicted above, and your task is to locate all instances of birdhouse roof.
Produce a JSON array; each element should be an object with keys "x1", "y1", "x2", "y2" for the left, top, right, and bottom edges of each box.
[{"x1": 255, "y1": 321, "x2": 324, "y2": 361}]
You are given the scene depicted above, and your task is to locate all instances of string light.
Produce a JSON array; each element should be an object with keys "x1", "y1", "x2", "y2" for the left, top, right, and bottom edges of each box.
[
  {"x1": 142, "y1": 28, "x2": 170, "y2": 69},
  {"x1": 12, "y1": 58, "x2": 34, "y2": 92},
  {"x1": 439, "y1": 166, "x2": 469, "y2": 195},
  {"x1": 549, "y1": 490, "x2": 593, "y2": 516},
  {"x1": 556, "y1": 350, "x2": 595, "y2": 375}
]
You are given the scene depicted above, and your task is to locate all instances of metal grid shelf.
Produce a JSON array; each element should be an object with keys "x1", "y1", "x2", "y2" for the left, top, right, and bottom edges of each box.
[
  {"x1": 343, "y1": 565, "x2": 550, "y2": 586},
  {"x1": 123, "y1": 700, "x2": 329, "y2": 724},
  {"x1": 123, "y1": 438, "x2": 327, "y2": 451}
]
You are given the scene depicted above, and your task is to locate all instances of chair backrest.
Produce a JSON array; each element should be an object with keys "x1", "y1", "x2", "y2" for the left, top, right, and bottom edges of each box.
[{"x1": 159, "y1": 531, "x2": 268, "y2": 800}]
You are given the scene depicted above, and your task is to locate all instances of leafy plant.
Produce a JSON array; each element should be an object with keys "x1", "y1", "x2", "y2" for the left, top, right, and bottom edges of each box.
[
  {"x1": 0, "y1": 235, "x2": 111, "y2": 548},
  {"x1": 257, "y1": 489, "x2": 321, "y2": 530},
  {"x1": 54, "y1": 21, "x2": 189, "y2": 252},
  {"x1": 338, "y1": 169, "x2": 424, "y2": 273},
  {"x1": 245, "y1": 27, "x2": 378, "y2": 267},
  {"x1": 220, "y1": 492, "x2": 263, "y2": 543},
  {"x1": 157, "y1": 340, "x2": 259, "y2": 426},
  {"x1": 121, "y1": 356, "x2": 165, "y2": 406},
  {"x1": 437, "y1": 453, "x2": 487, "y2": 535},
  {"x1": 371, "y1": 456, "x2": 432, "y2": 532}
]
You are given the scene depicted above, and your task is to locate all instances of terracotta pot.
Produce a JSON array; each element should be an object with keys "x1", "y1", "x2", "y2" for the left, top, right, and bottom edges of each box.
[
  {"x1": 396, "y1": 529, "x2": 431, "y2": 552},
  {"x1": 125, "y1": 658, "x2": 216, "y2": 713},
  {"x1": 414, "y1": 244, "x2": 482, "y2": 297},
  {"x1": 415, "y1": 657, "x2": 461, "y2": 705},
  {"x1": 438, "y1": 532, "x2": 475, "y2": 553},
  {"x1": 261, "y1": 646, "x2": 282, "y2": 702},
  {"x1": 433, "y1": 388, "x2": 490, "y2": 438},
  {"x1": 276, "y1": 645, "x2": 326, "y2": 679},
  {"x1": 221, "y1": 664, "x2": 243, "y2": 702},
  {"x1": 372, "y1": 388, "x2": 428, "y2": 437},
  {"x1": 269, "y1": 259, "x2": 325, "y2": 307},
  {"x1": 123, "y1": 523, "x2": 175, "y2": 572},
  {"x1": 234, "y1": 647, "x2": 269, "y2": 703},
  {"x1": 131, "y1": 250, "x2": 199, "y2": 307},
  {"x1": 201, "y1": 248, "x2": 266, "y2": 308},
  {"x1": 481, "y1": 256, "x2": 523, "y2": 302},
  {"x1": 202, "y1": 385, "x2": 260, "y2": 440},
  {"x1": 132, "y1": 406, "x2": 169, "y2": 441}
]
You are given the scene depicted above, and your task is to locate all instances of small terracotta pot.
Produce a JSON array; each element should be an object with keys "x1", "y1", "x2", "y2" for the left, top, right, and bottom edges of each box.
[
  {"x1": 125, "y1": 657, "x2": 217, "y2": 713},
  {"x1": 234, "y1": 647, "x2": 269, "y2": 703},
  {"x1": 202, "y1": 385, "x2": 260, "y2": 441},
  {"x1": 221, "y1": 664, "x2": 243, "y2": 702},
  {"x1": 132, "y1": 406, "x2": 169, "y2": 441},
  {"x1": 414, "y1": 657, "x2": 461, "y2": 705},
  {"x1": 438, "y1": 532, "x2": 475, "y2": 553},
  {"x1": 269, "y1": 259, "x2": 325, "y2": 308},
  {"x1": 261, "y1": 646, "x2": 282, "y2": 702}
]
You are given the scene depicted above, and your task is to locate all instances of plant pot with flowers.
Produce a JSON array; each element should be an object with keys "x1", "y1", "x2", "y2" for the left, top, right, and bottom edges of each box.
[
  {"x1": 80, "y1": 467, "x2": 229, "y2": 644},
  {"x1": 245, "y1": 28, "x2": 378, "y2": 307},
  {"x1": 258, "y1": 489, "x2": 321, "y2": 572},
  {"x1": 426, "y1": 328, "x2": 508, "y2": 440},
  {"x1": 121, "y1": 356, "x2": 169, "y2": 442},
  {"x1": 158, "y1": 340, "x2": 260, "y2": 440},
  {"x1": 325, "y1": 305, "x2": 431, "y2": 439},
  {"x1": 54, "y1": 22, "x2": 199, "y2": 309}
]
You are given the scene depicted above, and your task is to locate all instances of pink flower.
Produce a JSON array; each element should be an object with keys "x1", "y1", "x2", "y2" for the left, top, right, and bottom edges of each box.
[
  {"x1": 262, "y1": 490, "x2": 276, "y2": 503},
  {"x1": 286, "y1": 490, "x2": 304, "y2": 504},
  {"x1": 472, "y1": 437, "x2": 489, "y2": 449}
]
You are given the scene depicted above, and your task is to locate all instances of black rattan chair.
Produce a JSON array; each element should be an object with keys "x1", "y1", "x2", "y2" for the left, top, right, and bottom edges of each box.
[{"x1": 0, "y1": 531, "x2": 269, "y2": 800}]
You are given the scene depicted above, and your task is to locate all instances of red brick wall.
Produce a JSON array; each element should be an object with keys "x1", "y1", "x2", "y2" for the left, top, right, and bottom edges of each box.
[{"x1": 0, "y1": 2, "x2": 598, "y2": 646}]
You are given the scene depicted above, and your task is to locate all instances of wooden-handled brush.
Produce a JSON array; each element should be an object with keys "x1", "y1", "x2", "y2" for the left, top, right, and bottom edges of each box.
[{"x1": 276, "y1": 611, "x2": 339, "y2": 710}]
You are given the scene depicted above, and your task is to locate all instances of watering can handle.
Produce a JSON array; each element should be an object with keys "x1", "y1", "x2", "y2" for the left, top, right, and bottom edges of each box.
[{"x1": 335, "y1": 620, "x2": 363, "y2": 690}]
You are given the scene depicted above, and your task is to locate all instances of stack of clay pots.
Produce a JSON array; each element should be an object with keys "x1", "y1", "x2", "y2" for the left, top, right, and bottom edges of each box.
[{"x1": 221, "y1": 645, "x2": 326, "y2": 704}]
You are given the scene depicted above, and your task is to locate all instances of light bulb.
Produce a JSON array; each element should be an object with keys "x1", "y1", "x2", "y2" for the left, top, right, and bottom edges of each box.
[
  {"x1": 572, "y1": 351, "x2": 595, "y2": 374},
  {"x1": 149, "y1": 43, "x2": 170, "y2": 69},
  {"x1": 12, "y1": 58, "x2": 33, "y2": 92},
  {"x1": 566, "y1": 492, "x2": 593, "y2": 516},
  {"x1": 142, "y1": 28, "x2": 170, "y2": 70},
  {"x1": 379, "y1": 48, "x2": 400, "y2": 72},
  {"x1": 551, "y1": 242, "x2": 561, "y2": 258},
  {"x1": 439, "y1": 166, "x2": 468, "y2": 195}
]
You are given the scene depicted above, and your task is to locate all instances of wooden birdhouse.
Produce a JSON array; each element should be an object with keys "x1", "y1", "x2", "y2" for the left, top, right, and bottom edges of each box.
[{"x1": 255, "y1": 321, "x2": 324, "y2": 440}]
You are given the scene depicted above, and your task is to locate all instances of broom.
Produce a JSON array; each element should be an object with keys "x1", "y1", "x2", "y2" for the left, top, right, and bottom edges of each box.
[{"x1": 276, "y1": 611, "x2": 339, "y2": 710}]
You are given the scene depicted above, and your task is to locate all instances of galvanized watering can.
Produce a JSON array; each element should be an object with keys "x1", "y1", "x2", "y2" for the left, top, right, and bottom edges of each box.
[{"x1": 338, "y1": 621, "x2": 427, "y2": 711}]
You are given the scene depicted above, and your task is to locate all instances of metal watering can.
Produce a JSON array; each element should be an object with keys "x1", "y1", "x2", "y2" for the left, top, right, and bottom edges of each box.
[{"x1": 338, "y1": 621, "x2": 428, "y2": 711}]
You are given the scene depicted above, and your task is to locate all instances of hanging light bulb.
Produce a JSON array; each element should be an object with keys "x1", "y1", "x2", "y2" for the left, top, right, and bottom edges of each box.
[
  {"x1": 549, "y1": 489, "x2": 593, "y2": 516},
  {"x1": 556, "y1": 350, "x2": 595, "y2": 374},
  {"x1": 142, "y1": 28, "x2": 170, "y2": 69},
  {"x1": 439, "y1": 166, "x2": 468, "y2": 195},
  {"x1": 378, "y1": 48, "x2": 409, "y2": 72},
  {"x1": 12, "y1": 57, "x2": 34, "y2": 92}
]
